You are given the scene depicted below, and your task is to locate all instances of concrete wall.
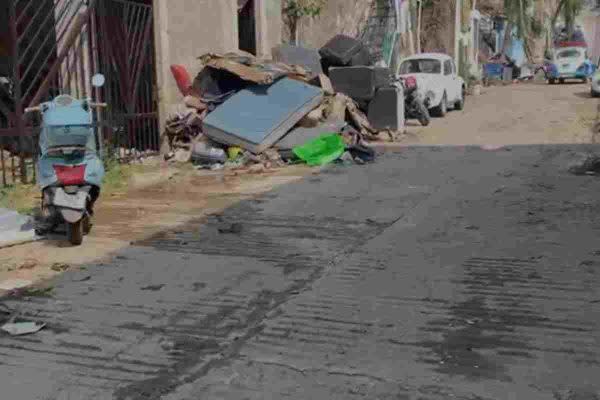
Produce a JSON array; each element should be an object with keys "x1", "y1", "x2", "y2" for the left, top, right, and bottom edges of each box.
[
  {"x1": 154, "y1": 0, "x2": 237, "y2": 126},
  {"x1": 256, "y1": 0, "x2": 283, "y2": 57},
  {"x1": 283, "y1": 0, "x2": 373, "y2": 49}
]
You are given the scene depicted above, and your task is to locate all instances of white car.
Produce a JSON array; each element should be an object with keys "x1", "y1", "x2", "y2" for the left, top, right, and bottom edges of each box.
[
  {"x1": 591, "y1": 69, "x2": 600, "y2": 97},
  {"x1": 546, "y1": 46, "x2": 595, "y2": 84},
  {"x1": 398, "y1": 53, "x2": 465, "y2": 117}
]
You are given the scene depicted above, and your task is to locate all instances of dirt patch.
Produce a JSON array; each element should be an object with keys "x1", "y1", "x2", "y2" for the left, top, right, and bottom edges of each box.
[
  {"x1": 399, "y1": 84, "x2": 600, "y2": 147},
  {"x1": 0, "y1": 164, "x2": 315, "y2": 293}
]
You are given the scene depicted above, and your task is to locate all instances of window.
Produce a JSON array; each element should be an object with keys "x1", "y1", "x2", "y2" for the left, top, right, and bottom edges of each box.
[
  {"x1": 451, "y1": 61, "x2": 457, "y2": 75},
  {"x1": 399, "y1": 59, "x2": 442, "y2": 74},
  {"x1": 238, "y1": 0, "x2": 257, "y2": 55},
  {"x1": 556, "y1": 49, "x2": 581, "y2": 59},
  {"x1": 444, "y1": 60, "x2": 452, "y2": 76}
]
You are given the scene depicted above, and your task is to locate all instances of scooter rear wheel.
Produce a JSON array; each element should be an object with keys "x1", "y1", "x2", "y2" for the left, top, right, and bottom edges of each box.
[
  {"x1": 67, "y1": 220, "x2": 84, "y2": 246},
  {"x1": 83, "y1": 216, "x2": 92, "y2": 235},
  {"x1": 415, "y1": 100, "x2": 431, "y2": 126}
]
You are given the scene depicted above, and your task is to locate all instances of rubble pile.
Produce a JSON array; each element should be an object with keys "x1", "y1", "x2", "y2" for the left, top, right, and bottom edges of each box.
[{"x1": 162, "y1": 34, "x2": 404, "y2": 171}]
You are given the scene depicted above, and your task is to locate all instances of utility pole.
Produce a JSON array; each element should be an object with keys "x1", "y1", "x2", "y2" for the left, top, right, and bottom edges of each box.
[
  {"x1": 417, "y1": 0, "x2": 423, "y2": 54},
  {"x1": 455, "y1": 0, "x2": 461, "y2": 68}
]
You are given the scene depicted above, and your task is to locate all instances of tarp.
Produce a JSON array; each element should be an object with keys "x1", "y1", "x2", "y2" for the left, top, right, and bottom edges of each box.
[{"x1": 0, "y1": 208, "x2": 40, "y2": 249}]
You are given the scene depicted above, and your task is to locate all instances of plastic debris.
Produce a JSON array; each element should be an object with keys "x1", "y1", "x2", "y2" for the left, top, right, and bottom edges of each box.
[
  {"x1": 293, "y1": 134, "x2": 346, "y2": 166},
  {"x1": 0, "y1": 279, "x2": 32, "y2": 291},
  {"x1": 1, "y1": 321, "x2": 46, "y2": 336}
]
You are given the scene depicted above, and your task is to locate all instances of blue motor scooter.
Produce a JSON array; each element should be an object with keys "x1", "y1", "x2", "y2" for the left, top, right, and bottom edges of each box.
[{"x1": 25, "y1": 74, "x2": 107, "y2": 245}]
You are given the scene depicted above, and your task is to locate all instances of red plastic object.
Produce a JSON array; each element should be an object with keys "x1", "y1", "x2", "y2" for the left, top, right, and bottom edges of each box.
[
  {"x1": 170, "y1": 65, "x2": 192, "y2": 96},
  {"x1": 556, "y1": 41, "x2": 587, "y2": 48},
  {"x1": 53, "y1": 164, "x2": 86, "y2": 185}
]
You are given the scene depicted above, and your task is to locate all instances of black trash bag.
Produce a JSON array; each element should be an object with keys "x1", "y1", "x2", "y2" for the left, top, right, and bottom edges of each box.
[
  {"x1": 347, "y1": 143, "x2": 376, "y2": 163},
  {"x1": 192, "y1": 67, "x2": 249, "y2": 105}
]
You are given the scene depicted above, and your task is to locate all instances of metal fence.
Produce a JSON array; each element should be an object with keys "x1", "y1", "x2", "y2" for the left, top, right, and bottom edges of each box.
[{"x1": 0, "y1": 0, "x2": 159, "y2": 187}]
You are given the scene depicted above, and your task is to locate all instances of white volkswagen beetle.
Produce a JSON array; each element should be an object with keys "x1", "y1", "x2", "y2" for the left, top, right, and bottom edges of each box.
[{"x1": 398, "y1": 53, "x2": 466, "y2": 117}]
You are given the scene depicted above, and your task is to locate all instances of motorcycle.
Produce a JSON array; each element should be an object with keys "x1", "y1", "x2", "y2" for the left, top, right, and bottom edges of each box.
[
  {"x1": 26, "y1": 74, "x2": 107, "y2": 246},
  {"x1": 398, "y1": 75, "x2": 430, "y2": 127}
]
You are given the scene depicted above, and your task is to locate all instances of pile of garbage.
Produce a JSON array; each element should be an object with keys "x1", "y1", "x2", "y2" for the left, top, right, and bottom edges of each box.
[{"x1": 163, "y1": 34, "x2": 404, "y2": 170}]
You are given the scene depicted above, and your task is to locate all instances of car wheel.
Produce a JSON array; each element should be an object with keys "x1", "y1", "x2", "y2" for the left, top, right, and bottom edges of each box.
[
  {"x1": 432, "y1": 92, "x2": 447, "y2": 117},
  {"x1": 592, "y1": 89, "x2": 600, "y2": 98},
  {"x1": 455, "y1": 87, "x2": 465, "y2": 111},
  {"x1": 549, "y1": 78, "x2": 556, "y2": 84},
  {"x1": 559, "y1": 78, "x2": 565, "y2": 84}
]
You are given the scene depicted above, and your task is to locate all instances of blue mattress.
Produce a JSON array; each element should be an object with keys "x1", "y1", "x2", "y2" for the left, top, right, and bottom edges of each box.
[{"x1": 202, "y1": 78, "x2": 323, "y2": 154}]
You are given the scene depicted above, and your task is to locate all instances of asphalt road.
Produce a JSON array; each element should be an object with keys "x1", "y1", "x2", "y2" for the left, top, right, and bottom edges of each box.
[{"x1": 2, "y1": 144, "x2": 600, "y2": 400}]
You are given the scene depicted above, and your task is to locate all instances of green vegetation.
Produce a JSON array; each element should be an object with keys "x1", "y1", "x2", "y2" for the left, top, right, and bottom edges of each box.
[
  {"x1": 0, "y1": 183, "x2": 39, "y2": 215},
  {"x1": 0, "y1": 149, "x2": 146, "y2": 215},
  {"x1": 283, "y1": 0, "x2": 327, "y2": 45}
]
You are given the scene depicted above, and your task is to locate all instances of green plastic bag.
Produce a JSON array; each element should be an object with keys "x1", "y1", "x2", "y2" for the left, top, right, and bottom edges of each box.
[{"x1": 292, "y1": 133, "x2": 345, "y2": 166}]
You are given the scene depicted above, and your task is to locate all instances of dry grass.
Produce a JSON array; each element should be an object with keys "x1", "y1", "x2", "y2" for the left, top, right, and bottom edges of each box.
[{"x1": 0, "y1": 161, "x2": 157, "y2": 216}]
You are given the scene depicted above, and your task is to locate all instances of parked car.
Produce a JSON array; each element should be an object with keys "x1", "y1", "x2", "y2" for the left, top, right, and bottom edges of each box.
[
  {"x1": 545, "y1": 46, "x2": 596, "y2": 84},
  {"x1": 397, "y1": 53, "x2": 465, "y2": 117}
]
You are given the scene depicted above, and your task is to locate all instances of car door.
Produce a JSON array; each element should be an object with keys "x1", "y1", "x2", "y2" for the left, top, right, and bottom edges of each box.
[{"x1": 442, "y1": 59, "x2": 456, "y2": 102}]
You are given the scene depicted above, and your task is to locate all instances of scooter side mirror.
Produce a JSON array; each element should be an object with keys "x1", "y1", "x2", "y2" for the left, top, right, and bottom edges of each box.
[{"x1": 92, "y1": 74, "x2": 106, "y2": 88}]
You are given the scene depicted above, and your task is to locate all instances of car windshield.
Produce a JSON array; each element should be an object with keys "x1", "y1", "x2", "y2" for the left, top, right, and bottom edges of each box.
[
  {"x1": 399, "y1": 59, "x2": 442, "y2": 74},
  {"x1": 41, "y1": 125, "x2": 96, "y2": 153},
  {"x1": 556, "y1": 49, "x2": 581, "y2": 59}
]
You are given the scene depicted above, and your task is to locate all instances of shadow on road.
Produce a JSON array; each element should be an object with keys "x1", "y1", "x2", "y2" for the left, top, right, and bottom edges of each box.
[
  {"x1": 574, "y1": 91, "x2": 593, "y2": 99},
  {"x1": 2, "y1": 145, "x2": 600, "y2": 400}
]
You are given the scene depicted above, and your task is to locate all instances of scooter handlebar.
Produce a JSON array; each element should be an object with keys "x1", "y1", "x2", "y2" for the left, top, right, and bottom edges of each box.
[
  {"x1": 24, "y1": 106, "x2": 41, "y2": 113},
  {"x1": 88, "y1": 102, "x2": 108, "y2": 108}
]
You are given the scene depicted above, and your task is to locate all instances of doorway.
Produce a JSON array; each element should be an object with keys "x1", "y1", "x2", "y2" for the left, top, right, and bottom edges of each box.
[{"x1": 238, "y1": 0, "x2": 257, "y2": 55}]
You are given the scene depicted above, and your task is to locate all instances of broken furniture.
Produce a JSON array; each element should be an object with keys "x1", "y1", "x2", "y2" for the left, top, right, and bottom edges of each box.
[
  {"x1": 329, "y1": 66, "x2": 391, "y2": 102},
  {"x1": 367, "y1": 85, "x2": 405, "y2": 131},
  {"x1": 202, "y1": 77, "x2": 324, "y2": 154}
]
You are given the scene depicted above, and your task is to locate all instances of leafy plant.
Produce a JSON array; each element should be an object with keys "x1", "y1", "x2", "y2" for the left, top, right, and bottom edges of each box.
[
  {"x1": 283, "y1": 0, "x2": 327, "y2": 45},
  {"x1": 503, "y1": 0, "x2": 543, "y2": 60},
  {"x1": 552, "y1": 0, "x2": 584, "y2": 37}
]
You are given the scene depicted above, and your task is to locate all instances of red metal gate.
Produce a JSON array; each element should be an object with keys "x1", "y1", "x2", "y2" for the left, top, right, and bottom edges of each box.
[
  {"x1": 95, "y1": 0, "x2": 159, "y2": 153},
  {"x1": 0, "y1": 0, "x2": 159, "y2": 186}
]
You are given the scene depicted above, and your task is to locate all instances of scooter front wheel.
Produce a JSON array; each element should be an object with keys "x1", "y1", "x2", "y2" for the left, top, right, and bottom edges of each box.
[{"x1": 67, "y1": 220, "x2": 84, "y2": 246}]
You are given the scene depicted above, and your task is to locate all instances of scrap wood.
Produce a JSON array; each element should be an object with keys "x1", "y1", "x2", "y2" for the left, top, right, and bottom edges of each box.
[
  {"x1": 318, "y1": 74, "x2": 335, "y2": 95},
  {"x1": 344, "y1": 96, "x2": 378, "y2": 138},
  {"x1": 298, "y1": 103, "x2": 327, "y2": 128},
  {"x1": 198, "y1": 53, "x2": 311, "y2": 85},
  {"x1": 323, "y1": 94, "x2": 347, "y2": 121},
  {"x1": 184, "y1": 95, "x2": 207, "y2": 111},
  {"x1": 199, "y1": 53, "x2": 276, "y2": 85}
]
